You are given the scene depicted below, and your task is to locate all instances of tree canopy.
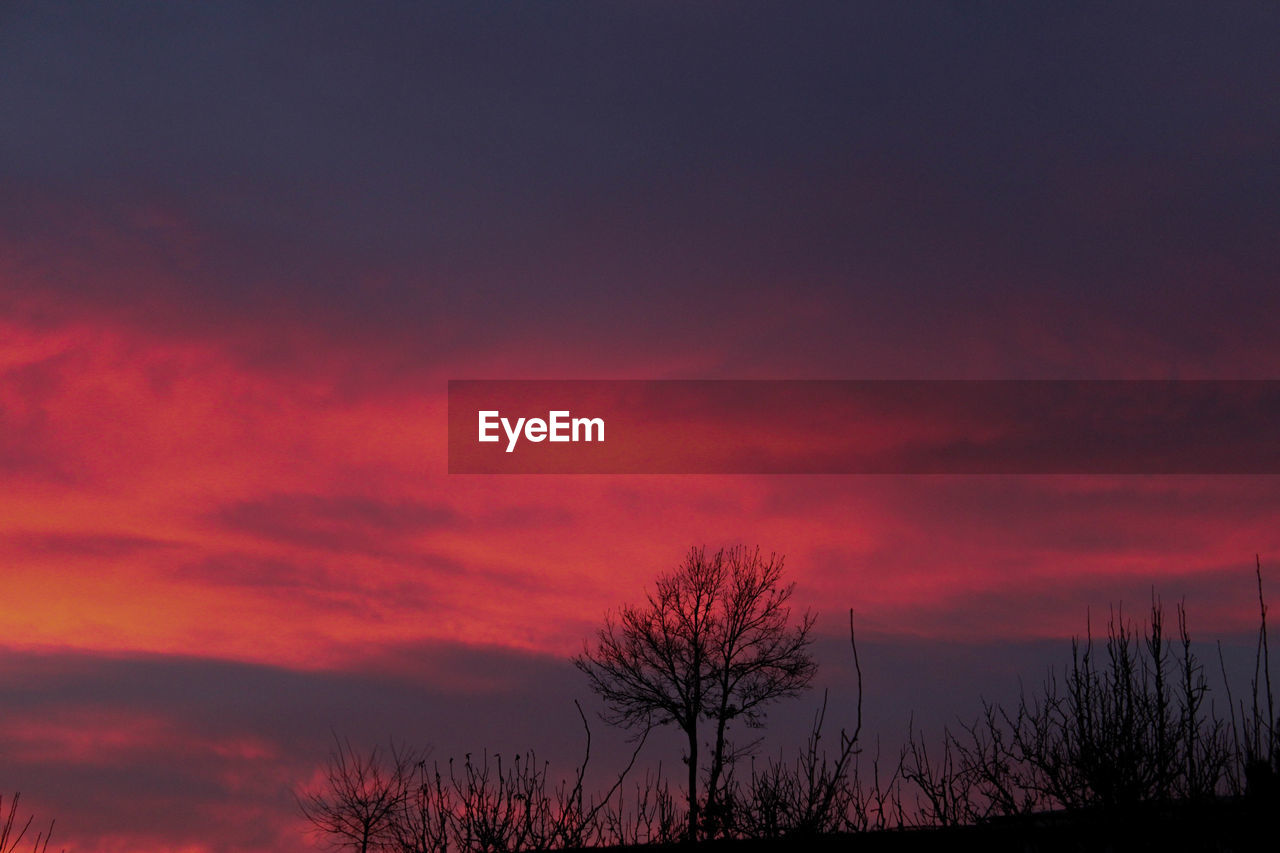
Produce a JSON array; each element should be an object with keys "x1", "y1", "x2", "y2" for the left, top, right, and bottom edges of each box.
[{"x1": 575, "y1": 545, "x2": 816, "y2": 839}]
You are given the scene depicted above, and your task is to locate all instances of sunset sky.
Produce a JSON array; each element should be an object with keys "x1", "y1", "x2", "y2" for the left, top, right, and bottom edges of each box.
[{"x1": 3, "y1": 2, "x2": 1280, "y2": 850}]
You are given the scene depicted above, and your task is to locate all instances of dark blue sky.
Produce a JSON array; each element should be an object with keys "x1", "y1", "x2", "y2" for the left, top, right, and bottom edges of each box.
[{"x1": 4, "y1": 1, "x2": 1279, "y2": 376}]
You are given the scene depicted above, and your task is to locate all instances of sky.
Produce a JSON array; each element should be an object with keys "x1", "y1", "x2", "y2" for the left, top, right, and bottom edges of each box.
[{"x1": 2, "y1": 2, "x2": 1280, "y2": 850}]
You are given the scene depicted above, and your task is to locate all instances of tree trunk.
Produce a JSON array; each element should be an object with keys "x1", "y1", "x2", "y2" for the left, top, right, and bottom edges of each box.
[
  {"x1": 706, "y1": 708, "x2": 729, "y2": 833},
  {"x1": 686, "y1": 722, "x2": 699, "y2": 842}
]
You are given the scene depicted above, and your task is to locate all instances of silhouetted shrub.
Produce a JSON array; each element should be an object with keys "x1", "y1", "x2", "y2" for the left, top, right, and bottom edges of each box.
[
  {"x1": 0, "y1": 793, "x2": 57, "y2": 853},
  {"x1": 897, "y1": 587, "x2": 1265, "y2": 826}
]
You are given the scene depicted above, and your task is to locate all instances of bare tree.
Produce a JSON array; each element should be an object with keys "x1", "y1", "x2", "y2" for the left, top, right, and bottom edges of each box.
[
  {"x1": 391, "y1": 755, "x2": 451, "y2": 853},
  {"x1": 0, "y1": 793, "x2": 55, "y2": 853},
  {"x1": 298, "y1": 736, "x2": 418, "y2": 853},
  {"x1": 575, "y1": 545, "x2": 816, "y2": 840}
]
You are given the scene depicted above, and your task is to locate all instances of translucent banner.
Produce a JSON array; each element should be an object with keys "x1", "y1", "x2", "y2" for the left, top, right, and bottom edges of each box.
[{"x1": 447, "y1": 380, "x2": 1280, "y2": 474}]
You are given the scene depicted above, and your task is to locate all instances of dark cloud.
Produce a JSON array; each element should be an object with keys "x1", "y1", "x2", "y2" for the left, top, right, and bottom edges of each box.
[
  {"x1": 211, "y1": 493, "x2": 459, "y2": 552},
  {"x1": 0, "y1": 644, "x2": 630, "y2": 851},
  {"x1": 2, "y1": 530, "x2": 176, "y2": 558},
  {"x1": 891, "y1": 561, "x2": 1269, "y2": 640},
  {"x1": 2, "y1": 626, "x2": 1264, "y2": 851},
  {"x1": 2, "y1": 2, "x2": 1277, "y2": 377},
  {"x1": 765, "y1": 475, "x2": 1280, "y2": 545}
]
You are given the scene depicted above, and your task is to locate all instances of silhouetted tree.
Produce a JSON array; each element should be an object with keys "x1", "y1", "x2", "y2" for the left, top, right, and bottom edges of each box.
[
  {"x1": 298, "y1": 736, "x2": 418, "y2": 853},
  {"x1": 575, "y1": 545, "x2": 817, "y2": 840}
]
